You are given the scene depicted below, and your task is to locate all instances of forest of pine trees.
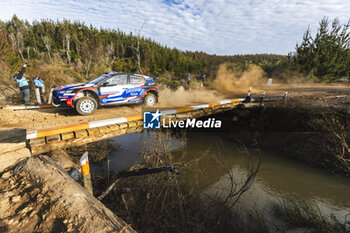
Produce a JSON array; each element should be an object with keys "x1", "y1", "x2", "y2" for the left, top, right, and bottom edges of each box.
[
  {"x1": 0, "y1": 15, "x2": 349, "y2": 87},
  {"x1": 294, "y1": 17, "x2": 350, "y2": 82},
  {"x1": 0, "y1": 15, "x2": 285, "y2": 84}
]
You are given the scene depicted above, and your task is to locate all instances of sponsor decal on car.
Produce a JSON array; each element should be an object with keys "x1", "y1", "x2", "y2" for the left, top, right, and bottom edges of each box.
[{"x1": 125, "y1": 87, "x2": 142, "y2": 93}]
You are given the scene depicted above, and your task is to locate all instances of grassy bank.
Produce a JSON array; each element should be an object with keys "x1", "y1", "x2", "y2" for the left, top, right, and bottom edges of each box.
[{"x1": 272, "y1": 199, "x2": 350, "y2": 233}]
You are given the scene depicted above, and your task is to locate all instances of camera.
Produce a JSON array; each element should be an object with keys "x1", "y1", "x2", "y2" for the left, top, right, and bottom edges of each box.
[{"x1": 25, "y1": 62, "x2": 31, "y2": 67}]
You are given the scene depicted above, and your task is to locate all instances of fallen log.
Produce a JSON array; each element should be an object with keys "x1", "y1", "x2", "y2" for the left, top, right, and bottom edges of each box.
[{"x1": 98, "y1": 166, "x2": 179, "y2": 200}]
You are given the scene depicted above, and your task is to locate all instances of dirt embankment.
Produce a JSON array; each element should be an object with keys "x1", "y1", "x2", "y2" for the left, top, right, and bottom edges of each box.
[
  {"x1": 213, "y1": 102, "x2": 350, "y2": 175},
  {"x1": 0, "y1": 153, "x2": 136, "y2": 233}
]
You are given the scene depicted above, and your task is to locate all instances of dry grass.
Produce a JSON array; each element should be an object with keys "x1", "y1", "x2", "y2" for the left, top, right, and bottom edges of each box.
[{"x1": 272, "y1": 198, "x2": 350, "y2": 233}]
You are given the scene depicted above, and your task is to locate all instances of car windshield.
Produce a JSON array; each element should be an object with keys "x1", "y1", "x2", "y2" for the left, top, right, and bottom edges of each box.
[{"x1": 88, "y1": 75, "x2": 108, "y2": 84}]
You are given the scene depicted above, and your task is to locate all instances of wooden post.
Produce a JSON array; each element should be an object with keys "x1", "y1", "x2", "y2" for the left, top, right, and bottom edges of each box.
[
  {"x1": 107, "y1": 154, "x2": 110, "y2": 184},
  {"x1": 80, "y1": 151, "x2": 93, "y2": 195},
  {"x1": 283, "y1": 91, "x2": 288, "y2": 104},
  {"x1": 244, "y1": 86, "x2": 252, "y2": 103},
  {"x1": 260, "y1": 92, "x2": 265, "y2": 105}
]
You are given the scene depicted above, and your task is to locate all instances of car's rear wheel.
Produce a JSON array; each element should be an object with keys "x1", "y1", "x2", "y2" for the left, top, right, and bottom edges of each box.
[
  {"x1": 75, "y1": 96, "x2": 97, "y2": 115},
  {"x1": 144, "y1": 93, "x2": 157, "y2": 106}
]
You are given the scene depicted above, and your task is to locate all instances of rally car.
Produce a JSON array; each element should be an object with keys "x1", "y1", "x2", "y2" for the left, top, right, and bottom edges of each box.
[{"x1": 52, "y1": 72, "x2": 159, "y2": 115}]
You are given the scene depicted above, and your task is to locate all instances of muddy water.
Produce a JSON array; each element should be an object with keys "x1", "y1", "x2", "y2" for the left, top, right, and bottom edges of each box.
[{"x1": 95, "y1": 131, "x2": 350, "y2": 217}]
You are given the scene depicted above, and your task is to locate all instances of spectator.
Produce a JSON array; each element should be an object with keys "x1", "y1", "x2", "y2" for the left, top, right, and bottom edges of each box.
[
  {"x1": 14, "y1": 63, "x2": 30, "y2": 105},
  {"x1": 187, "y1": 74, "x2": 191, "y2": 86},
  {"x1": 34, "y1": 75, "x2": 45, "y2": 104},
  {"x1": 201, "y1": 74, "x2": 206, "y2": 87}
]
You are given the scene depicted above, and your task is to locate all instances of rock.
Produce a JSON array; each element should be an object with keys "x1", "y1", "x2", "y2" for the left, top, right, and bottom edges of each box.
[
  {"x1": 4, "y1": 191, "x2": 13, "y2": 198},
  {"x1": 21, "y1": 206, "x2": 32, "y2": 214},
  {"x1": 67, "y1": 223, "x2": 73, "y2": 232},
  {"x1": 29, "y1": 211, "x2": 36, "y2": 218},
  {"x1": 12, "y1": 195, "x2": 21, "y2": 202},
  {"x1": 1, "y1": 172, "x2": 11, "y2": 179}
]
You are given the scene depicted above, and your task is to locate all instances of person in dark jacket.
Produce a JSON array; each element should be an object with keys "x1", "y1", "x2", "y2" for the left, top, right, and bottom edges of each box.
[
  {"x1": 14, "y1": 63, "x2": 30, "y2": 105},
  {"x1": 187, "y1": 74, "x2": 191, "y2": 85}
]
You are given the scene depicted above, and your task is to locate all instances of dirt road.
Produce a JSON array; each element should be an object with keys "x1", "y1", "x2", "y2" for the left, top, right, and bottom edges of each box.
[
  {"x1": 0, "y1": 87, "x2": 229, "y2": 130},
  {"x1": 0, "y1": 84, "x2": 348, "y2": 131},
  {"x1": 271, "y1": 84, "x2": 350, "y2": 109}
]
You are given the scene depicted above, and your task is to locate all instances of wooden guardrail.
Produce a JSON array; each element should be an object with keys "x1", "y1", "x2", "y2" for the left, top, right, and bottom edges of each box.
[
  {"x1": 1, "y1": 104, "x2": 56, "y2": 110},
  {"x1": 28, "y1": 99, "x2": 247, "y2": 155}
]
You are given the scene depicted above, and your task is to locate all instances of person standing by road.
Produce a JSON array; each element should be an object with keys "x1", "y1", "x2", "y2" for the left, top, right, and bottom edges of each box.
[
  {"x1": 201, "y1": 74, "x2": 206, "y2": 87},
  {"x1": 187, "y1": 74, "x2": 191, "y2": 86},
  {"x1": 33, "y1": 75, "x2": 45, "y2": 104},
  {"x1": 14, "y1": 63, "x2": 30, "y2": 105}
]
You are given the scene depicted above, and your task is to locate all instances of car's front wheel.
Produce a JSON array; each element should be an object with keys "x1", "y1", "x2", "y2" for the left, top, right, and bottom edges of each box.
[
  {"x1": 75, "y1": 96, "x2": 97, "y2": 115},
  {"x1": 144, "y1": 93, "x2": 157, "y2": 106}
]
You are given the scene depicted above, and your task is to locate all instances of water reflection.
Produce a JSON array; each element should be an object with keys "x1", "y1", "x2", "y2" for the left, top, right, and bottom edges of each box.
[{"x1": 96, "y1": 131, "x2": 350, "y2": 217}]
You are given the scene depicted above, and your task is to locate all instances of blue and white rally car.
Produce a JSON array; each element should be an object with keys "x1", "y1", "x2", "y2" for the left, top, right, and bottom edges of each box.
[{"x1": 52, "y1": 72, "x2": 159, "y2": 115}]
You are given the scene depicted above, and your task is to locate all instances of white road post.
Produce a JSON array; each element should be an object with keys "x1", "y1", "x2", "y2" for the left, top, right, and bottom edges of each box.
[
  {"x1": 283, "y1": 91, "x2": 288, "y2": 104},
  {"x1": 47, "y1": 88, "x2": 54, "y2": 104},
  {"x1": 267, "y1": 78, "x2": 273, "y2": 86},
  {"x1": 35, "y1": 88, "x2": 42, "y2": 105},
  {"x1": 248, "y1": 86, "x2": 252, "y2": 96},
  {"x1": 80, "y1": 152, "x2": 93, "y2": 195}
]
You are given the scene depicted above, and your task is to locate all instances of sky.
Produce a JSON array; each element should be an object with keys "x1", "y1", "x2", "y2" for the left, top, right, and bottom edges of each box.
[{"x1": 1, "y1": 0, "x2": 350, "y2": 55}]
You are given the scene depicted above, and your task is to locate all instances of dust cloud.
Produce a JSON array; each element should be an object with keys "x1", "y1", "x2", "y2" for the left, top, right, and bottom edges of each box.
[
  {"x1": 212, "y1": 64, "x2": 266, "y2": 94},
  {"x1": 158, "y1": 86, "x2": 225, "y2": 107},
  {"x1": 157, "y1": 64, "x2": 267, "y2": 107}
]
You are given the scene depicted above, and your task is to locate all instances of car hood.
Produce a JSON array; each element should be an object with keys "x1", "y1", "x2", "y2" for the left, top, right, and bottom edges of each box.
[{"x1": 56, "y1": 83, "x2": 96, "y2": 91}]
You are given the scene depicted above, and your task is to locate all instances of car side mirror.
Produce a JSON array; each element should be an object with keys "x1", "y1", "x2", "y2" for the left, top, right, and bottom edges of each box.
[{"x1": 102, "y1": 82, "x2": 110, "y2": 86}]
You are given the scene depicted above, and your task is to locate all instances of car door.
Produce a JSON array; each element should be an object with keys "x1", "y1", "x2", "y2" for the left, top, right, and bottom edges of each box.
[
  {"x1": 125, "y1": 74, "x2": 147, "y2": 102},
  {"x1": 99, "y1": 74, "x2": 129, "y2": 104}
]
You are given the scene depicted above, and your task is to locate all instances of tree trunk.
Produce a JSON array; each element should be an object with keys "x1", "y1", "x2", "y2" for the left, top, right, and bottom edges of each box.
[
  {"x1": 27, "y1": 47, "x2": 30, "y2": 61},
  {"x1": 66, "y1": 33, "x2": 71, "y2": 64},
  {"x1": 41, "y1": 35, "x2": 52, "y2": 61}
]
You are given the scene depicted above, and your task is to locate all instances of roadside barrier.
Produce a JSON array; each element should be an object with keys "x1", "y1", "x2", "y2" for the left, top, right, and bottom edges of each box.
[
  {"x1": 1, "y1": 104, "x2": 56, "y2": 110},
  {"x1": 26, "y1": 88, "x2": 288, "y2": 140},
  {"x1": 26, "y1": 98, "x2": 246, "y2": 139}
]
